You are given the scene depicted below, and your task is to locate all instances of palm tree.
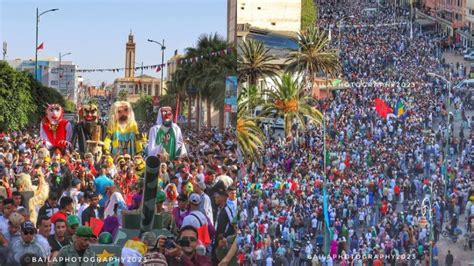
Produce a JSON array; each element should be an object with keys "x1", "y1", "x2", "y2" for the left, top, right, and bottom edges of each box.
[
  {"x1": 237, "y1": 100, "x2": 265, "y2": 162},
  {"x1": 285, "y1": 26, "x2": 341, "y2": 96},
  {"x1": 182, "y1": 33, "x2": 234, "y2": 130},
  {"x1": 238, "y1": 84, "x2": 262, "y2": 115},
  {"x1": 238, "y1": 39, "x2": 280, "y2": 87},
  {"x1": 262, "y1": 73, "x2": 323, "y2": 137}
]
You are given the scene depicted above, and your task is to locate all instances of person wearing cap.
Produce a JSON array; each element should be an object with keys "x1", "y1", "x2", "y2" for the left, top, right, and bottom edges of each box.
[
  {"x1": 172, "y1": 194, "x2": 190, "y2": 229},
  {"x1": 214, "y1": 190, "x2": 235, "y2": 240},
  {"x1": 66, "y1": 215, "x2": 80, "y2": 238},
  {"x1": 181, "y1": 193, "x2": 209, "y2": 230},
  {"x1": 53, "y1": 226, "x2": 96, "y2": 266},
  {"x1": 155, "y1": 190, "x2": 177, "y2": 235},
  {"x1": 193, "y1": 180, "x2": 213, "y2": 225},
  {"x1": 8, "y1": 221, "x2": 48, "y2": 264},
  {"x1": 62, "y1": 178, "x2": 82, "y2": 211},
  {"x1": 141, "y1": 231, "x2": 168, "y2": 266},
  {"x1": 3, "y1": 212, "x2": 24, "y2": 248}
]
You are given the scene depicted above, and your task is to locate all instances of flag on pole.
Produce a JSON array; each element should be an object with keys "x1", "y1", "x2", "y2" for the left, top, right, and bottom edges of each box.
[
  {"x1": 156, "y1": 65, "x2": 161, "y2": 72},
  {"x1": 396, "y1": 98, "x2": 405, "y2": 118},
  {"x1": 36, "y1": 42, "x2": 44, "y2": 50},
  {"x1": 374, "y1": 98, "x2": 393, "y2": 118}
]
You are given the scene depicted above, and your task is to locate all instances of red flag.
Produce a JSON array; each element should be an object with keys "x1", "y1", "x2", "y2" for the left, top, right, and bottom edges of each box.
[
  {"x1": 36, "y1": 42, "x2": 44, "y2": 50},
  {"x1": 156, "y1": 66, "x2": 161, "y2": 72},
  {"x1": 345, "y1": 153, "x2": 350, "y2": 169},
  {"x1": 90, "y1": 217, "x2": 104, "y2": 237},
  {"x1": 374, "y1": 98, "x2": 393, "y2": 118}
]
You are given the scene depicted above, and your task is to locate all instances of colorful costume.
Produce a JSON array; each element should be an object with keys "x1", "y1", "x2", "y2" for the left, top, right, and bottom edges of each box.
[
  {"x1": 39, "y1": 104, "x2": 73, "y2": 153},
  {"x1": 104, "y1": 101, "x2": 144, "y2": 156},
  {"x1": 147, "y1": 106, "x2": 186, "y2": 160},
  {"x1": 71, "y1": 103, "x2": 105, "y2": 159}
]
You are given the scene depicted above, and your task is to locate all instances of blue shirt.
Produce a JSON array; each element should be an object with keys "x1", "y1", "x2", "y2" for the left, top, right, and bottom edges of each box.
[{"x1": 94, "y1": 174, "x2": 114, "y2": 206}]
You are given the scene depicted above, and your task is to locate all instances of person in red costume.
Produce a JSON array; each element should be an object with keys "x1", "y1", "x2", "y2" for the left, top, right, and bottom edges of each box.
[{"x1": 39, "y1": 104, "x2": 73, "y2": 153}]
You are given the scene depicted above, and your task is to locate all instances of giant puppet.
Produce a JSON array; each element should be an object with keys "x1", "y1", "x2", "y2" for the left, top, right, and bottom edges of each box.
[
  {"x1": 147, "y1": 106, "x2": 186, "y2": 160},
  {"x1": 71, "y1": 103, "x2": 105, "y2": 160},
  {"x1": 39, "y1": 104, "x2": 73, "y2": 153},
  {"x1": 104, "y1": 101, "x2": 144, "y2": 156}
]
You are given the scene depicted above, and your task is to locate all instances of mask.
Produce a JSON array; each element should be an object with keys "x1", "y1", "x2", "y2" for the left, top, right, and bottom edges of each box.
[{"x1": 160, "y1": 106, "x2": 173, "y2": 127}]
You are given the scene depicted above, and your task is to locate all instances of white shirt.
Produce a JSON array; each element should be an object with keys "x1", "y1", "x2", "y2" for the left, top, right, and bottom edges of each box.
[
  {"x1": 36, "y1": 234, "x2": 51, "y2": 256},
  {"x1": 0, "y1": 215, "x2": 8, "y2": 235},
  {"x1": 265, "y1": 256, "x2": 273, "y2": 266},
  {"x1": 104, "y1": 192, "x2": 126, "y2": 218},
  {"x1": 198, "y1": 192, "x2": 213, "y2": 225},
  {"x1": 181, "y1": 210, "x2": 208, "y2": 229}
]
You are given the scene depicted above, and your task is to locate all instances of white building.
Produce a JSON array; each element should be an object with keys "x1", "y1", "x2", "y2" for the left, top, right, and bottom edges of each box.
[{"x1": 7, "y1": 57, "x2": 80, "y2": 103}]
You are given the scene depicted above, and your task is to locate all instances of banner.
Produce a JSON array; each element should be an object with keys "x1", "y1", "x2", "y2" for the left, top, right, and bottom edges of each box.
[{"x1": 224, "y1": 76, "x2": 237, "y2": 113}]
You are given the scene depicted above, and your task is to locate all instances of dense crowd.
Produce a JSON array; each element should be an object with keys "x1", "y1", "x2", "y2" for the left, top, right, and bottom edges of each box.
[
  {"x1": 0, "y1": 111, "x2": 239, "y2": 265},
  {"x1": 237, "y1": 2, "x2": 473, "y2": 266}
]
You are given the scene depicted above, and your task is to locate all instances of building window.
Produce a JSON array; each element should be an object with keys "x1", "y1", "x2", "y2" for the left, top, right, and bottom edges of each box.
[
  {"x1": 155, "y1": 85, "x2": 159, "y2": 95},
  {"x1": 51, "y1": 80, "x2": 58, "y2": 85},
  {"x1": 257, "y1": 7, "x2": 261, "y2": 10},
  {"x1": 120, "y1": 84, "x2": 126, "y2": 88},
  {"x1": 271, "y1": 22, "x2": 276, "y2": 26},
  {"x1": 241, "y1": 7, "x2": 244, "y2": 10}
]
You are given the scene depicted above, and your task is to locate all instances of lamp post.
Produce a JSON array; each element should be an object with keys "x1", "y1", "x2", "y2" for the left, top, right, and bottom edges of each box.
[
  {"x1": 420, "y1": 183, "x2": 434, "y2": 266},
  {"x1": 337, "y1": 15, "x2": 355, "y2": 50},
  {"x1": 147, "y1": 38, "x2": 166, "y2": 97},
  {"x1": 427, "y1": 72, "x2": 451, "y2": 197},
  {"x1": 59, "y1": 52, "x2": 71, "y2": 94},
  {"x1": 35, "y1": 8, "x2": 59, "y2": 81}
]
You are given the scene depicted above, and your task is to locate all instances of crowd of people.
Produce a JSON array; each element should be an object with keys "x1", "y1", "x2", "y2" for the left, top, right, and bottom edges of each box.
[
  {"x1": 237, "y1": 2, "x2": 473, "y2": 266},
  {"x1": 0, "y1": 105, "x2": 239, "y2": 265}
]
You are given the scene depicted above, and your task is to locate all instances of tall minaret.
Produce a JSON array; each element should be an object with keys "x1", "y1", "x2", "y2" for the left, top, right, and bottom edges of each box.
[{"x1": 125, "y1": 30, "x2": 135, "y2": 78}]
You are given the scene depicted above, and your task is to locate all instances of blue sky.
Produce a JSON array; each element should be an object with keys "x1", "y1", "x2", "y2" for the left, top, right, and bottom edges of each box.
[{"x1": 0, "y1": 0, "x2": 227, "y2": 86}]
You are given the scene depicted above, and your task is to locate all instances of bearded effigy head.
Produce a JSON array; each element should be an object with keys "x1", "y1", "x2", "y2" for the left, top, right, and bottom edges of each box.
[
  {"x1": 45, "y1": 104, "x2": 63, "y2": 125},
  {"x1": 82, "y1": 104, "x2": 99, "y2": 123},
  {"x1": 160, "y1": 106, "x2": 173, "y2": 127}
]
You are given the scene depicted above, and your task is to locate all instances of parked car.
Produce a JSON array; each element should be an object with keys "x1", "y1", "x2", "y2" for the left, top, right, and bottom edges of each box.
[
  {"x1": 464, "y1": 51, "x2": 474, "y2": 60},
  {"x1": 463, "y1": 48, "x2": 474, "y2": 55}
]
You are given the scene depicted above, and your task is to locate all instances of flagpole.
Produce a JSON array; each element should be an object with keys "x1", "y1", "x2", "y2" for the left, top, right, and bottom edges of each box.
[{"x1": 323, "y1": 111, "x2": 329, "y2": 256}]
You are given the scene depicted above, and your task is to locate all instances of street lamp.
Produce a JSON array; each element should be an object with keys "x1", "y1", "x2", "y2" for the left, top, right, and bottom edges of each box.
[
  {"x1": 337, "y1": 15, "x2": 355, "y2": 50},
  {"x1": 58, "y1": 52, "x2": 71, "y2": 94},
  {"x1": 427, "y1": 72, "x2": 452, "y2": 197},
  {"x1": 35, "y1": 8, "x2": 59, "y2": 81},
  {"x1": 420, "y1": 183, "x2": 434, "y2": 266},
  {"x1": 147, "y1": 38, "x2": 166, "y2": 97}
]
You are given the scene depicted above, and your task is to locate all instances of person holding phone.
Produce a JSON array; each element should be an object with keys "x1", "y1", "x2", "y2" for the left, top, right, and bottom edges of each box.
[{"x1": 144, "y1": 226, "x2": 211, "y2": 266}]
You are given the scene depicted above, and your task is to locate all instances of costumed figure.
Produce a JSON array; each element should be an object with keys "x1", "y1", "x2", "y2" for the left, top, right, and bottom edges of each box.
[
  {"x1": 71, "y1": 103, "x2": 105, "y2": 161},
  {"x1": 147, "y1": 106, "x2": 187, "y2": 160},
  {"x1": 39, "y1": 104, "x2": 73, "y2": 153},
  {"x1": 104, "y1": 101, "x2": 144, "y2": 156},
  {"x1": 164, "y1": 183, "x2": 178, "y2": 212},
  {"x1": 15, "y1": 170, "x2": 49, "y2": 224}
]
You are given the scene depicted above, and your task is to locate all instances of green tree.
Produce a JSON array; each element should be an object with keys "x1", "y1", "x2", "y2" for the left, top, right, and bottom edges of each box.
[
  {"x1": 132, "y1": 95, "x2": 155, "y2": 124},
  {"x1": 237, "y1": 99, "x2": 265, "y2": 162},
  {"x1": 238, "y1": 84, "x2": 262, "y2": 115},
  {"x1": 285, "y1": 26, "x2": 341, "y2": 95},
  {"x1": 301, "y1": 0, "x2": 316, "y2": 32},
  {"x1": 238, "y1": 39, "x2": 279, "y2": 87},
  {"x1": 174, "y1": 33, "x2": 235, "y2": 130},
  {"x1": 117, "y1": 89, "x2": 129, "y2": 101},
  {"x1": 27, "y1": 73, "x2": 67, "y2": 123},
  {"x1": 64, "y1": 100, "x2": 76, "y2": 113},
  {"x1": 262, "y1": 73, "x2": 323, "y2": 137},
  {"x1": 0, "y1": 61, "x2": 35, "y2": 131}
]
